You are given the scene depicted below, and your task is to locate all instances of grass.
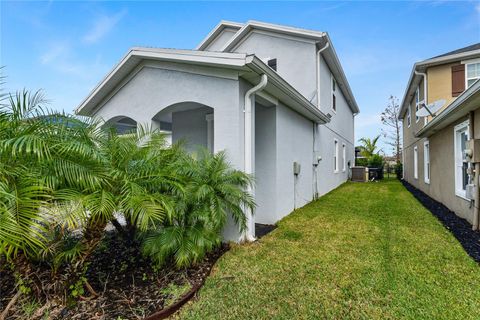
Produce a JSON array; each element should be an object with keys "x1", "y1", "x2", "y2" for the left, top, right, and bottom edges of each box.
[{"x1": 178, "y1": 179, "x2": 480, "y2": 320}]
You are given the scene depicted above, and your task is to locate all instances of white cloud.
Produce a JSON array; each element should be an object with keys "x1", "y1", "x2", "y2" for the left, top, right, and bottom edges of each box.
[
  {"x1": 83, "y1": 9, "x2": 127, "y2": 44},
  {"x1": 40, "y1": 43, "x2": 68, "y2": 64}
]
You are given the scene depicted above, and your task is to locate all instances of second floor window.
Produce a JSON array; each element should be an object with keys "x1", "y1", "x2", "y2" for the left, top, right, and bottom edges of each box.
[
  {"x1": 267, "y1": 58, "x2": 277, "y2": 71},
  {"x1": 415, "y1": 86, "x2": 420, "y2": 123},
  {"x1": 332, "y1": 75, "x2": 337, "y2": 112},
  {"x1": 407, "y1": 104, "x2": 411, "y2": 127},
  {"x1": 466, "y1": 62, "x2": 480, "y2": 88}
]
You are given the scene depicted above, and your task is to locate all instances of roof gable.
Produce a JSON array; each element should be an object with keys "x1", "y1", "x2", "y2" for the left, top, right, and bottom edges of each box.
[
  {"x1": 196, "y1": 21, "x2": 244, "y2": 51},
  {"x1": 220, "y1": 20, "x2": 325, "y2": 52}
]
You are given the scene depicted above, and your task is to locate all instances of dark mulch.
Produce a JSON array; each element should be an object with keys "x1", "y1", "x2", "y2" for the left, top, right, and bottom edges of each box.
[
  {"x1": 0, "y1": 233, "x2": 228, "y2": 319},
  {"x1": 402, "y1": 179, "x2": 480, "y2": 262},
  {"x1": 255, "y1": 223, "x2": 277, "y2": 239}
]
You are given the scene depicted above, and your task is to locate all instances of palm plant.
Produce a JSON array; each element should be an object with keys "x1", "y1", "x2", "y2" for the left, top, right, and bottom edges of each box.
[
  {"x1": 75, "y1": 125, "x2": 184, "y2": 262},
  {"x1": 143, "y1": 149, "x2": 254, "y2": 268},
  {"x1": 0, "y1": 90, "x2": 103, "y2": 260},
  {"x1": 359, "y1": 135, "x2": 381, "y2": 158}
]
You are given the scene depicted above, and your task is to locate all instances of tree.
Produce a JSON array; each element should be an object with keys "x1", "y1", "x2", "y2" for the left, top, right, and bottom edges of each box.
[
  {"x1": 381, "y1": 95, "x2": 402, "y2": 162},
  {"x1": 358, "y1": 135, "x2": 381, "y2": 158}
]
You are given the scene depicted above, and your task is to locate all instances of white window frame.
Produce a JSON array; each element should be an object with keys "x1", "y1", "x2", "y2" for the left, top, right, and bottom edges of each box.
[
  {"x1": 415, "y1": 86, "x2": 420, "y2": 123},
  {"x1": 413, "y1": 146, "x2": 418, "y2": 179},
  {"x1": 464, "y1": 58, "x2": 480, "y2": 88},
  {"x1": 331, "y1": 74, "x2": 337, "y2": 113},
  {"x1": 424, "y1": 140, "x2": 430, "y2": 184},
  {"x1": 407, "y1": 104, "x2": 411, "y2": 128},
  {"x1": 454, "y1": 120, "x2": 470, "y2": 199},
  {"x1": 342, "y1": 143, "x2": 346, "y2": 172},
  {"x1": 334, "y1": 139, "x2": 339, "y2": 173}
]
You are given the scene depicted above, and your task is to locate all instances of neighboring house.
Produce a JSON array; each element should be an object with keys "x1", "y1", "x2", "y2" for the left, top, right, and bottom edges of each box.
[
  {"x1": 399, "y1": 43, "x2": 480, "y2": 230},
  {"x1": 76, "y1": 20, "x2": 359, "y2": 240}
]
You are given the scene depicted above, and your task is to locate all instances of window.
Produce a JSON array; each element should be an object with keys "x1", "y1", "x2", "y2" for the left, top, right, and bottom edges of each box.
[
  {"x1": 342, "y1": 143, "x2": 346, "y2": 172},
  {"x1": 267, "y1": 58, "x2": 277, "y2": 71},
  {"x1": 415, "y1": 86, "x2": 421, "y2": 123},
  {"x1": 414, "y1": 146, "x2": 418, "y2": 179},
  {"x1": 466, "y1": 62, "x2": 480, "y2": 88},
  {"x1": 454, "y1": 120, "x2": 470, "y2": 198},
  {"x1": 331, "y1": 75, "x2": 337, "y2": 112},
  {"x1": 407, "y1": 104, "x2": 411, "y2": 127},
  {"x1": 424, "y1": 141, "x2": 430, "y2": 184},
  {"x1": 334, "y1": 139, "x2": 339, "y2": 172}
]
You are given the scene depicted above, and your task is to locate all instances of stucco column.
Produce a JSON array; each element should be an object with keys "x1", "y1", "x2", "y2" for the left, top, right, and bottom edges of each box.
[{"x1": 206, "y1": 113, "x2": 214, "y2": 153}]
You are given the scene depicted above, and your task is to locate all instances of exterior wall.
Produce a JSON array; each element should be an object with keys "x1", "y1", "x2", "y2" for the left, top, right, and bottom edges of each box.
[
  {"x1": 427, "y1": 116, "x2": 473, "y2": 223},
  {"x1": 172, "y1": 107, "x2": 211, "y2": 153},
  {"x1": 402, "y1": 59, "x2": 480, "y2": 224},
  {"x1": 204, "y1": 28, "x2": 239, "y2": 52},
  {"x1": 254, "y1": 103, "x2": 277, "y2": 224},
  {"x1": 232, "y1": 30, "x2": 318, "y2": 100},
  {"x1": 403, "y1": 78, "x2": 427, "y2": 189},
  {"x1": 275, "y1": 102, "x2": 314, "y2": 218},
  {"x1": 315, "y1": 54, "x2": 355, "y2": 196},
  {"x1": 427, "y1": 62, "x2": 459, "y2": 113}
]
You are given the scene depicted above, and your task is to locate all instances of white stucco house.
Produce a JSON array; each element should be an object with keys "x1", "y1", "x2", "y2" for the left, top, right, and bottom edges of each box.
[{"x1": 75, "y1": 20, "x2": 359, "y2": 241}]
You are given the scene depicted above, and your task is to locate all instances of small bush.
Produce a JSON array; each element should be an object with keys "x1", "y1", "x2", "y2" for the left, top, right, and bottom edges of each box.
[
  {"x1": 368, "y1": 154, "x2": 384, "y2": 168},
  {"x1": 355, "y1": 158, "x2": 368, "y2": 167},
  {"x1": 395, "y1": 162, "x2": 403, "y2": 179}
]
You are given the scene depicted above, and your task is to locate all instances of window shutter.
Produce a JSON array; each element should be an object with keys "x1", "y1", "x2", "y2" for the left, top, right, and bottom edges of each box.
[{"x1": 452, "y1": 64, "x2": 465, "y2": 97}]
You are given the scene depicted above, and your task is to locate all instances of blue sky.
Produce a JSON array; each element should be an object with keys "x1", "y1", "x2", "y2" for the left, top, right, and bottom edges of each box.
[{"x1": 1, "y1": 1, "x2": 479, "y2": 153}]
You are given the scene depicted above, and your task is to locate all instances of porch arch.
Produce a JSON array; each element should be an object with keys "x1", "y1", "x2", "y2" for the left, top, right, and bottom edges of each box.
[
  {"x1": 103, "y1": 116, "x2": 137, "y2": 134},
  {"x1": 152, "y1": 101, "x2": 214, "y2": 153}
]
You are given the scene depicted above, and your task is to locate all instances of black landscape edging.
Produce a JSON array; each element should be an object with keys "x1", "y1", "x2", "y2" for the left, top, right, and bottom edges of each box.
[
  {"x1": 143, "y1": 245, "x2": 228, "y2": 320},
  {"x1": 401, "y1": 180, "x2": 480, "y2": 263}
]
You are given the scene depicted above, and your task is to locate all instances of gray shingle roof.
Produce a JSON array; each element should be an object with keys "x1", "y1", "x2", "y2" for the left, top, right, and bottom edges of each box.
[{"x1": 429, "y1": 43, "x2": 480, "y2": 59}]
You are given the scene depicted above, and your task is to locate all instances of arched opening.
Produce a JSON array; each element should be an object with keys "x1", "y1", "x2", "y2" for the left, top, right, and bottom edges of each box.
[
  {"x1": 103, "y1": 116, "x2": 137, "y2": 135},
  {"x1": 152, "y1": 102, "x2": 214, "y2": 153}
]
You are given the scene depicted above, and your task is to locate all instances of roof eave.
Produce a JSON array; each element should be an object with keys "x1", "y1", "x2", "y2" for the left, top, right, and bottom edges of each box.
[
  {"x1": 75, "y1": 48, "x2": 249, "y2": 115},
  {"x1": 321, "y1": 33, "x2": 360, "y2": 115}
]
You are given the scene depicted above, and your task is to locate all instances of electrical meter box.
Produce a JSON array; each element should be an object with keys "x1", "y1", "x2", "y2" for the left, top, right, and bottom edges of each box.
[
  {"x1": 293, "y1": 161, "x2": 301, "y2": 175},
  {"x1": 467, "y1": 139, "x2": 480, "y2": 163},
  {"x1": 466, "y1": 183, "x2": 477, "y2": 200}
]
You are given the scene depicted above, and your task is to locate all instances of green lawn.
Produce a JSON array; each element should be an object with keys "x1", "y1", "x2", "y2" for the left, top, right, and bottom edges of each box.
[{"x1": 178, "y1": 179, "x2": 480, "y2": 320}]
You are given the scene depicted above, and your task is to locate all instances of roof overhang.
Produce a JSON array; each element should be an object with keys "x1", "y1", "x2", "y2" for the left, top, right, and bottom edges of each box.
[
  {"x1": 416, "y1": 80, "x2": 480, "y2": 138},
  {"x1": 75, "y1": 47, "x2": 329, "y2": 124},
  {"x1": 195, "y1": 20, "x2": 244, "y2": 51},
  {"x1": 320, "y1": 33, "x2": 360, "y2": 114},
  {"x1": 399, "y1": 49, "x2": 480, "y2": 119},
  {"x1": 220, "y1": 20, "x2": 326, "y2": 52}
]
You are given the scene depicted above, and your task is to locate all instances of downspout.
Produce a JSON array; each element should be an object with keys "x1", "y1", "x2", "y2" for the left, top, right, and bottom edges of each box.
[
  {"x1": 414, "y1": 70, "x2": 428, "y2": 105},
  {"x1": 469, "y1": 111, "x2": 479, "y2": 230},
  {"x1": 312, "y1": 42, "x2": 330, "y2": 199},
  {"x1": 242, "y1": 74, "x2": 268, "y2": 242}
]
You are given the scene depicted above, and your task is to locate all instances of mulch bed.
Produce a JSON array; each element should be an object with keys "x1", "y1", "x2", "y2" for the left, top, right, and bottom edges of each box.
[
  {"x1": 0, "y1": 233, "x2": 229, "y2": 319},
  {"x1": 402, "y1": 179, "x2": 480, "y2": 262}
]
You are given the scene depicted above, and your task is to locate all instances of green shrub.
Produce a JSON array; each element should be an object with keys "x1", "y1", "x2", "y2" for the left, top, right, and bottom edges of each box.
[
  {"x1": 395, "y1": 162, "x2": 403, "y2": 179},
  {"x1": 142, "y1": 149, "x2": 254, "y2": 268},
  {"x1": 355, "y1": 158, "x2": 368, "y2": 167},
  {"x1": 367, "y1": 154, "x2": 384, "y2": 168}
]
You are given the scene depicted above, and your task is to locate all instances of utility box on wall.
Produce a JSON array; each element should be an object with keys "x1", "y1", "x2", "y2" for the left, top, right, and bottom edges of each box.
[
  {"x1": 293, "y1": 161, "x2": 301, "y2": 176},
  {"x1": 467, "y1": 139, "x2": 480, "y2": 163}
]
